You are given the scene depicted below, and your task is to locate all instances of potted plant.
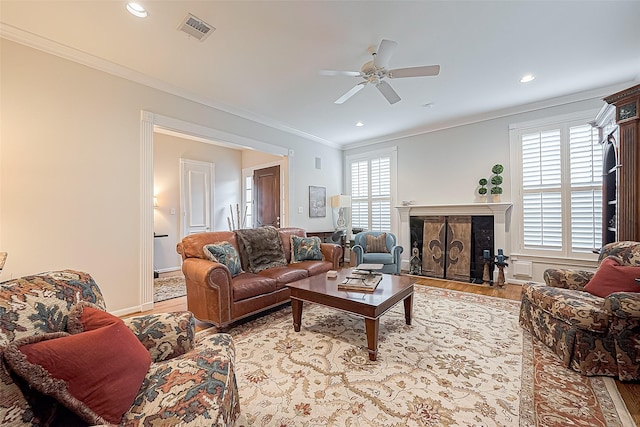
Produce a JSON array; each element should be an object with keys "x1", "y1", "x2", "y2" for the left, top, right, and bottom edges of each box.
[
  {"x1": 490, "y1": 164, "x2": 504, "y2": 202},
  {"x1": 478, "y1": 178, "x2": 488, "y2": 202}
]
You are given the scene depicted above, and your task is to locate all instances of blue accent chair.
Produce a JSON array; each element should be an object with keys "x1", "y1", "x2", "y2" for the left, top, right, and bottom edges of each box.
[{"x1": 352, "y1": 231, "x2": 404, "y2": 274}]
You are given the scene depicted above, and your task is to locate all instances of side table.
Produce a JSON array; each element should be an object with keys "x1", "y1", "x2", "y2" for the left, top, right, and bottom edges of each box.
[{"x1": 153, "y1": 233, "x2": 168, "y2": 278}]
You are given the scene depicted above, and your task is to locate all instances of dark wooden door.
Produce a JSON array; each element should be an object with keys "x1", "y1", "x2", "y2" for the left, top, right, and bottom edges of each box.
[{"x1": 254, "y1": 165, "x2": 280, "y2": 227}]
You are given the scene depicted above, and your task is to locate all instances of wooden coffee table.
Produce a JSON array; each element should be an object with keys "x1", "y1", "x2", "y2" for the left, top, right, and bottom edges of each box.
[{"x1": 286, "y1": 268, "x2": 414, "y2": 361}]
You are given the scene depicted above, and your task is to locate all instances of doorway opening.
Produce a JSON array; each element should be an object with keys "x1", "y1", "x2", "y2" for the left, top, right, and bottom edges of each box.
[{"x1": 141, "y1": 111, "x2": 291, "y2": 311}]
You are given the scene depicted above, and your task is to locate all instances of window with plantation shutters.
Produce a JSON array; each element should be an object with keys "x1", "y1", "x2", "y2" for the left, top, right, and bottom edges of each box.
[
  {"x1": 347, "y1": 150, "x2": 395, "y2": 233},
  {"x1": 512, "y1": 112, "x2": 602, "y2": 258}
]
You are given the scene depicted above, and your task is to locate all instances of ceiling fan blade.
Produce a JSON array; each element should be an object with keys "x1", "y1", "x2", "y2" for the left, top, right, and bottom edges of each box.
[
  {"x1": 376, "y1": 81, "x2": 401, "y2": 104},
  {"x1": 373, "y1": 39, "x2": 398, "y2": 68},
  {"x1": 388, "y1": 65, "x2": 441, "y2": 78},
  {"x1": 320, "y1": 70, "x2": 362, "y2": 77},
  {"x1": 334, "y1": 83, "x2": 366, "y2": 104}
]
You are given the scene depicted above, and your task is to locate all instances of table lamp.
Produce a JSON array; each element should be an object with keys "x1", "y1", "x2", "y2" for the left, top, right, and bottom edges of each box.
[{"x1": 331, "y1": 195, "x2": 351, "y2": 229}]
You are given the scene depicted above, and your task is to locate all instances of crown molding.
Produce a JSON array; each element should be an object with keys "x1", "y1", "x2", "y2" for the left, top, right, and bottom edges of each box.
[
  {"x1": 0, "y1": 23, "x2": 339, "y2": 149},
  {"x1": 342, "y1": 81, "x2": 636, "y2": 151}
]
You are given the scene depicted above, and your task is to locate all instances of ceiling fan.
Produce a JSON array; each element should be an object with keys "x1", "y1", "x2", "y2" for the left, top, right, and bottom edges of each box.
[{"x1": 323, "y1": 39, "x2": 440, "y2": 105}]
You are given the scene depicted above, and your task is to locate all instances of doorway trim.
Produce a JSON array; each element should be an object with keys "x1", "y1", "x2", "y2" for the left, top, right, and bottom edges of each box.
[{"x1": 140, "y1": 111, "x2": 291, "y2": 310}]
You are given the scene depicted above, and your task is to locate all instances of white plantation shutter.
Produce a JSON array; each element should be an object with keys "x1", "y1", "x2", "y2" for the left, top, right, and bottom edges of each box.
[
  {"x1": 569, "y1": 125, "x2": 602, "y2": 251},
  {"x1": 523, "y1": 192, "x2": 562, "y2": 248},
  {"x1": 522, "y1": 130, "x2": 562, "y2": 248},
  {"x1": 371, "y1": 157, "x2": 391, "y2": 231},
  {"x1": 571, "y1": 190, "x2": 601, "y2": 251},
  {"x1": 348, "y1": 153, "x2": 393, "y2": 232},
  {"x1": 515, "y1": 116, "x2": 602, "y2": 257},
  {"x1": 351, "y1": 160, "x2": 369, "y2": 230}
]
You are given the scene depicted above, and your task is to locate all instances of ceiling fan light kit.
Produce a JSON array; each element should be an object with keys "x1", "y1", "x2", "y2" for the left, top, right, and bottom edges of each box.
[{"x1": 326, "y1": 39, "x2": 440, "y2": 105}]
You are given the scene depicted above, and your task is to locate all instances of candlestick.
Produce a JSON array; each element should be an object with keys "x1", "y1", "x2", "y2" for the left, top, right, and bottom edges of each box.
[
  {"x1": 483, "y1": 250, "x2": 490, "y2": 259},
  {"x1": 498, "y1": 248, "x2": 503, "y2": 256},
  {"x1": 498, "y1": 254, "x2": 504, "y2": 263}
]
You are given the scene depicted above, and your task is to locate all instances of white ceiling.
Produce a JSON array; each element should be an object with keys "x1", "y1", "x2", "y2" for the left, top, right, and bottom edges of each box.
[{"x1": 2, "y1": 1, "x2": 639, "y2": 148}]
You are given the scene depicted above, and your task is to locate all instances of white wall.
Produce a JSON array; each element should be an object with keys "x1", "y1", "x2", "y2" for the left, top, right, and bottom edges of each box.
[
  {"x1": 345, "y1": 98, "x2": 607, "y2": 283},
  {"x1": 0, "y1": 39, "x2": 343, "y2": 312}
]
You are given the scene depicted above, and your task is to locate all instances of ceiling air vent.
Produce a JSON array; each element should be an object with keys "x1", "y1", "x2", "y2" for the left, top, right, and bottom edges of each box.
[{"x1": 178, "y1": 13, "x2": 215, "y2": 41}]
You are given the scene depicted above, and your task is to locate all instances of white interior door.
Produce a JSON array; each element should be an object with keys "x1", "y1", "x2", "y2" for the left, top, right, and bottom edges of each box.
[{"x1": 180, "y1": 159, "x2": 214, "y2": 237}]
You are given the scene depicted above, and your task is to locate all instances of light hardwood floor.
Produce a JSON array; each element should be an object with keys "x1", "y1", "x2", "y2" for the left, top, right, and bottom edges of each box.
[{"x1": 147, "y1": 273, "x2": 639, "y2": 426}]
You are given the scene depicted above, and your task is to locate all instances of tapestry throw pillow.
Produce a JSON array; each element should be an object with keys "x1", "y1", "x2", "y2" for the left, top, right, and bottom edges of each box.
[
  {"x1": 584, "y1": 256, "x2": 640, "y2": 298},
  {"x1": 290, "y1": 235, "x2": 323, "y2": 262},
  {"x1": 203, "y1": 241, "x2": 243, "y2": 277},
  {"x1": 365, "y1": 233, "x2": 389, "y2": 253},
  {"x1": 236, "y1": 226, "x2": 288, "y2": 273},
  {"x1": 4, "y1": 306, "x2": 151, "y2": 425}
]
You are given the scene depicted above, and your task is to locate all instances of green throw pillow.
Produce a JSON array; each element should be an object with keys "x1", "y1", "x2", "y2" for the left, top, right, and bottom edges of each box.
[
  {"x1": 290, "y1": 235, "x2": 323, "y2": 262},
  {"x1": 203, "y1": 242, "x2": 243, "y2": 277}
]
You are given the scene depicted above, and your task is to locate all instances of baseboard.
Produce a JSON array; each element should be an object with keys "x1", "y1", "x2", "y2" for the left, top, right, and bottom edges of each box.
[
  {"x1": 110, "y1": 305, "x2": 144, "y2": 317},
  {"x1": 111, "y1": 300, "x2": 155, "y2": 317}
]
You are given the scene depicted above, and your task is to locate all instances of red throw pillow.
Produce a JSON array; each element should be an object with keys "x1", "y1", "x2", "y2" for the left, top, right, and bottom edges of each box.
[
  {"x1": 583, "y1": 256, "x2": 640, "y2": 298},
  {"x1": 4, "y1": 306, "x2": 151, "y2": 425}
]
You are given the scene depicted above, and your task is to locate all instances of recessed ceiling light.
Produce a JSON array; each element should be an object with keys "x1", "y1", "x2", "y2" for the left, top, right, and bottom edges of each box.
[
  {"x1": 520, "y1": 74, "x2": 535, "y2": 83},
  {"x1": 126, "y1": 2, "x2": 147, "y2": 18},
  {"x1": 355, "y1": 122, "x2": 364, "y2": 127}
]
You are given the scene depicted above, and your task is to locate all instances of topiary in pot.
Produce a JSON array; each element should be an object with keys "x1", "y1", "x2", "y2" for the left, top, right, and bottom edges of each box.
[
  {"x1": 478, "y1": 178, "x2": 488, "y2": 195},
  {"x1": 490, "y1": 164, "x2": 504, "y2": 201},
  {"x1": 490, "y1": 174, "x2": 503, "y2": 188}
]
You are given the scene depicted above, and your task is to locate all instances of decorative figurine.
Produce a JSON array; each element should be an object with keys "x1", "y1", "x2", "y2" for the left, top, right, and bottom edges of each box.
[
  {"x1": 494, "y1": 249, "x2": 509, "y2": 288},
  {"x1": 410, "y1": 242, "x2": 422, "y2": 275}
]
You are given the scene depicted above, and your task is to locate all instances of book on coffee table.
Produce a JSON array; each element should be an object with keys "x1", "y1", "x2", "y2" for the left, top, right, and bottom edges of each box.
[{"x1": 338, "y1": 271, "x2": 383, "y2": 293}]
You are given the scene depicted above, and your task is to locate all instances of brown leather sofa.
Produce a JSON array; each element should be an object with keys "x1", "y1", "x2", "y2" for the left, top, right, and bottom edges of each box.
[{"x1": 177, "y1": 227, "x2": 342, "y2": 328}]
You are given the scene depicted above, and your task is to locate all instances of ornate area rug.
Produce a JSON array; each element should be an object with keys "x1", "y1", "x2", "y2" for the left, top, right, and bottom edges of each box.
[
  {"x1": 214, "y1": 285, "x2": 633, "y2": 427},
  {"x1": 153, "y1": 275, "x2": 186, "y2": 302}
]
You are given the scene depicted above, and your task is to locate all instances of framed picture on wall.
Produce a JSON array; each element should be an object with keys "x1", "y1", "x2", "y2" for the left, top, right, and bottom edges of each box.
[{"x1": 309, "y1": 186, "x2": 326, "y2": 218}]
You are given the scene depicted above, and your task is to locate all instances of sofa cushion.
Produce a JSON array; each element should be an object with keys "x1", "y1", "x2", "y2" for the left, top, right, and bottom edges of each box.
[
  {"x1": 178, "y1": 231, "x2": 239, "y2": 260},
  {"x1": 584, "y1": 256, "x2": 640, "y2": 298},
  {"x1": 236, "y1": 226, "x2": 288, "y2": 273},
  {"x1": 259, "y1": 266, "x2": 308, "y2": 288},
  {"x1": 4, "y1": 312, "x2": 151, "y2": 425},
  {"x1": 231, "y1": 273, "x2": 277, "y2": 301},
  {"x1": 291, "y1": 260, "x2": 333, "y2": 276},
  {"x1": 362, "y1": 252, "x2": 394, "y2": 265},
  {"x1": 203, "y1": 242, "x2": 243, "y2": 277},
  {"x1": 366, "y1": 233, "x2": 389, "y2": 253},
  {"x1": 290, "y1": 235, "x2": 323, "y2": 262},
  {"x1": 522, "y1": 283, "x2": 611, "y2": 333}
]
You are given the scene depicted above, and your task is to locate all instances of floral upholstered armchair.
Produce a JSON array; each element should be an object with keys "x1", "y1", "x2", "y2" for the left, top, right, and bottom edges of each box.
[
  {"x1": 0, "y1": 270, "x2": 240, "y2": 426},
  {"x1": 519, "y1": 241, "x2": 640, "y2": 380}
]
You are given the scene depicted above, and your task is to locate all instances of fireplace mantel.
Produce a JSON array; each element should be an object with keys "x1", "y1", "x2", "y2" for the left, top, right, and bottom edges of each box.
[
  {"x1": 396, "y1": 202, "x2": 512, "y2": 217},
  {"x1": 396, "y1": 203, "x2": 513, "y2": 269}
]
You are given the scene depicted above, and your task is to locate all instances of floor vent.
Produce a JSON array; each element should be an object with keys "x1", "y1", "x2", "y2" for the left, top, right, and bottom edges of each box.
[{"x1": 178, "y1": 13, "x2": 215, "y2": 41}]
